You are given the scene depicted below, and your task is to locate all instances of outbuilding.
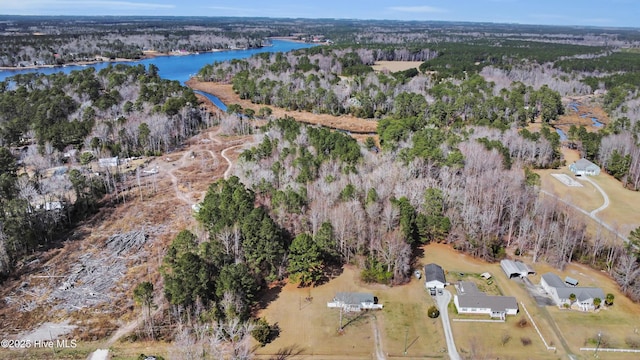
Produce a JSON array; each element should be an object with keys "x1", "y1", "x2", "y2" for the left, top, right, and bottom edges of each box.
[
  {"x1": 565, "y1": 276, "x2": 579, "y2": 287},
  {"x1": 500, "y1": 259, "x2": 535, "y2": 278},
  {"x1": 424, "y1": 263, "x2": 446, "y2": 290}
]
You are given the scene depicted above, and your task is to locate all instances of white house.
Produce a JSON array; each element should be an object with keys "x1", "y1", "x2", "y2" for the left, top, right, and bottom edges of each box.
[
  {"x1": 327, "y1": 292, "x2": 383, "y2": 312},
  {"x1": 569, "y1": 158, "x2": 600, "y2": 176},
  {"x1": 453, "y1": 282, "x2": 518, "y2": 320},
  {"x1": 500, "y1": 259, "x2": 535, "y2": 278},
  {"x1": 541, "y1": 273, "x2": 604, "y2": 311},
  {"x1": 424, "y1": 263, "x2": 446, "y2": 290}
]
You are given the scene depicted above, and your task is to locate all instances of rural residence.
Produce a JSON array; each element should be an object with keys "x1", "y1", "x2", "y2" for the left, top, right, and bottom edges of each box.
[
  {"x1": 569, "y1": 158, "x2": 601, "y2": 176},
  {"x1": 453, "y1": 281, "x2": 518, "y2": 320},
  {"x1": 540, "y1": 273, "x2": 604, "y2": 311},
  {"x1": 327, "y1": 292, "x2": 383, "y2": 312}
]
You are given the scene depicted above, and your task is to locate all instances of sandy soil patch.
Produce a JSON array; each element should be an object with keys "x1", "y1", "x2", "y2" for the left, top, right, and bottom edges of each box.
[
  {"x1": 371, "y1": 61, "x2": 423, "y2": 73},
  {"x1": 186, "y1": 79, "x2": 378, "y2": 134}
]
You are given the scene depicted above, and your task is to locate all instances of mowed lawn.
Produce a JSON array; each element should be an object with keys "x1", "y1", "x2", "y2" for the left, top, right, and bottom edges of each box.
[
  {"x1": 422, "y1": 243, "x2": 640, "y2": 360},
  {"x1": 254, "y1": 265, "x2": 446, "y2": 359}
]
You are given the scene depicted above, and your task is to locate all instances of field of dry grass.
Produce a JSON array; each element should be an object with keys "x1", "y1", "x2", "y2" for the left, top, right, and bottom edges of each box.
[
  {"x1": 253, "y1": 265, "x2": 446, "y2": 359},
  {"x1": 371, "y1": 61, "x2": 423, "y2": 73}
]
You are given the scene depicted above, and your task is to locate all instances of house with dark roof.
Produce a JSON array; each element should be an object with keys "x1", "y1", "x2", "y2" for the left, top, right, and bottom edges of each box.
[
  {"x1": 541, "y1": 273, "x2": 604, "y2": 311},
  {"x1": 327, "y1": 292, "x2": 383, "y2": 312},
  {"x1": 424, "y1": 263, "x2": 446, "y2": 290},
  {"x1": 453, "y1": 281, "x2": 518, "y2": 320},
  {"x1": 500, "y1": 259, "x2": 536, "y2": 278},
  {"x1": 569, "y1": 158, "x2": 600, "y2": 176}
]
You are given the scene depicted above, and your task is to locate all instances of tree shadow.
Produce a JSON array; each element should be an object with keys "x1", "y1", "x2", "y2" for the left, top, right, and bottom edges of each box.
[
  {"x1": 267, "y1": 344, "x2": 305, "y2": 360},
  {"x1": 341, "y1": 310, "x2": 370, "y2": 330},
  {"x1": 255, "y1": 281, "x2": 283, "y2": 310},
  {"x1": 315, "y1": 261, "x2": 344, "y2": 286},
  {"x1": 411, "y1": 246, "x2": 425, "y2": 268}
]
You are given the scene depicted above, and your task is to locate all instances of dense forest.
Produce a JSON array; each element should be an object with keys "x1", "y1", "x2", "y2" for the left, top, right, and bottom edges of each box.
[{"x1": 1, "y1": 17, "x2": 640, "y2": 357}]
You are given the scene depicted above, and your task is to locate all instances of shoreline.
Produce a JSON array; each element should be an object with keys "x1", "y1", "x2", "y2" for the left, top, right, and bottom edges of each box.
[{"x1": 0, "y1": 39, "x2": 312, "y2": 72}]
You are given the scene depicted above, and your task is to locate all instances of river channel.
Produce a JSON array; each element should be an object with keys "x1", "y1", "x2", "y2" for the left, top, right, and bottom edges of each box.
[{"x1": 0, "y1": 39, "x2": 317, "y2": 110}]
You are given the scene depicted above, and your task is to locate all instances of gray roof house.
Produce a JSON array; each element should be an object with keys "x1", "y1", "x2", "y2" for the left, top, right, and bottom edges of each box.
[
  {"x1": 500, "y1": 259, "x2": 536, "y2": 278},
  {"x1": 541, "y1": 273, "x2": 604, "y2": 311},
  {"x1": 569, "y1": 158, "x2": 600, "y2": 176},
  {"x1": 327, "y1": 292, "x2": 383, "y2": 312},
  {"x1": 424, "y1": 263, "x2": 446, "y2": 289},
  {"x1": 453, "y1": 282, "x2": 518, "y2": 320}
]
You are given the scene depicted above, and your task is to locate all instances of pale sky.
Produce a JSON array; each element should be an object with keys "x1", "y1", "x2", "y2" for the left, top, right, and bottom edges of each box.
[{"x1": 1, "y1": 0, "x2": 638, "y2": 28}]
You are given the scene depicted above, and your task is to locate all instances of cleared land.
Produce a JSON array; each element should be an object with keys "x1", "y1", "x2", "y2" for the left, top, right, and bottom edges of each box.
[
  {"x1": 253, "y1": 265, "x2": 446, "y2": 359},
  {"x1": 536, "y1": 148, "x2": 640, "y2": 240},
  {"x1": 371, "y1": 61, "x2": 423, "y2": 73},
  {"x1": 186, "y1": 79, "x2": 378, "y2": 134}
]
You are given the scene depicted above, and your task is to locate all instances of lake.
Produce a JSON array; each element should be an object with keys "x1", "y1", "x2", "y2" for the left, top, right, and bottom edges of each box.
[{"x1": 0, "y1": 39, "x2": 316, "y2": 85}]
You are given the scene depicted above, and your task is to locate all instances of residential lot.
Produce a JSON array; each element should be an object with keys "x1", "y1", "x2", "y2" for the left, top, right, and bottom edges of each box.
[
  {"x1": 251, "y1": 243, "x2": 640, "y2": 359},
  {"x1": 254, "y1": 264, "x2": 446, "y2": 359}
]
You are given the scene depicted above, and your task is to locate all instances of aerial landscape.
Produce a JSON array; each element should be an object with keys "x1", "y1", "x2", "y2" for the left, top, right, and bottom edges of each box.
[{"x1": 2, "y1": 1, "x2": 640, "y2": 359}]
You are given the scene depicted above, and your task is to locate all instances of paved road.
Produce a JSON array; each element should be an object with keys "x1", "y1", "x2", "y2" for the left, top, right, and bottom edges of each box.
[{"x1": 435, "y1": 290, "x2": 461, "y2": 360}]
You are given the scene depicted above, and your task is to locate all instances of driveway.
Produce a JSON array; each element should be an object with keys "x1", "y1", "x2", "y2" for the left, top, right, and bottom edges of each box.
[
  {"x1": 435, "y1": 290, "x2": 461, "y2": 360},
  {"x1": 580, "y1": 176, "x2": 610, "y2": 216}
]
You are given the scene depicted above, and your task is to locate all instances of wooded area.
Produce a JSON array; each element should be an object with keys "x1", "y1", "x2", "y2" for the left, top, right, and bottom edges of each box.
[{"x1": 1, "y1": 17, "x2": 640, "y2": 357}]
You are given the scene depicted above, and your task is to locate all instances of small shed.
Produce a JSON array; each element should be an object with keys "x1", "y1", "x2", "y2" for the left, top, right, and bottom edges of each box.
[
  {"x1": 565, "y1": 276, "x2": 579, "y2": 287},
  {"x1": 569, "y1": 158, "x2": 600, "y2": 176}
]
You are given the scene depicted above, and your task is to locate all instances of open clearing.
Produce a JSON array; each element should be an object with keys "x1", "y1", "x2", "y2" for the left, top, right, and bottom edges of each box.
[
  {"x1": 253, "y1": 265, "x2": 446, "y2": 359},
  {"x1": 371, "y1": 61, "x2": 423, "y2": 73},
  {"x1": 535, "y1": 148, "x2": 640, "y2": 242}
]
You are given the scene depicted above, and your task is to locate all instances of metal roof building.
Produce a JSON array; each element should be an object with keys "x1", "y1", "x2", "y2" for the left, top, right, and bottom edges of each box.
[{"x1": 500, "y1": 259, "x2": 536, "y2": 278}]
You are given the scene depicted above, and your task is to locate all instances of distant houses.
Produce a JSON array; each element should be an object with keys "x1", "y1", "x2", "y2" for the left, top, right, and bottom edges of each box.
[
  {"x1": 327, "y1": 292, "x2": 383, "y2": 312},
  {"x1": 540, "y1": 273, "x2": 604, "y2": 311},
  {"x1": 453, "y1": 281, "x2": 518, "y2": 320},
  {"x1": 569, "y1": 158, "x2": 600, "y2": 176},
  {"x1": 500, "y1": 259, "x2": 536, "y2": 278},
  {"x1": 424, "y1": 263, "x2": 446, "y2": 292}
]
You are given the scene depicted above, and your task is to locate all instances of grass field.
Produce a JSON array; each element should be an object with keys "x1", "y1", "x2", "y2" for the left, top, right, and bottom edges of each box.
[
  {"x1": 253, "y1": 264, "x2": 447, "y2": 359},
  {"x1": 536, "y1": 148, "x2": 640, "y2": 242}
]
